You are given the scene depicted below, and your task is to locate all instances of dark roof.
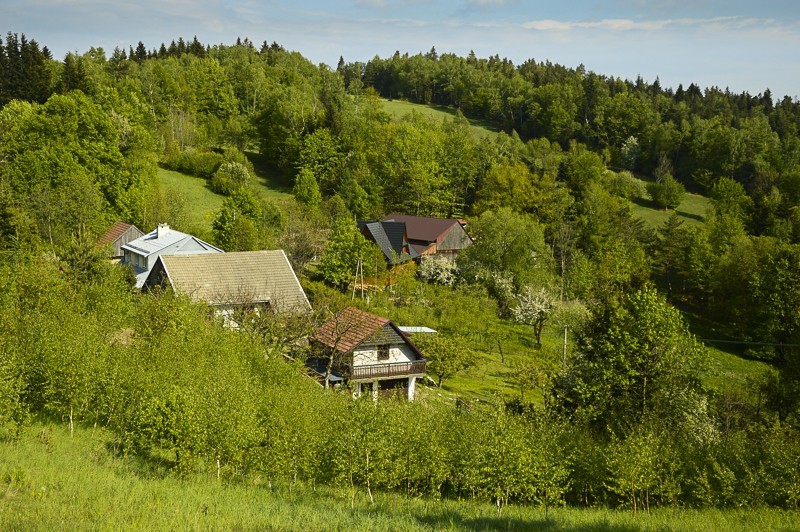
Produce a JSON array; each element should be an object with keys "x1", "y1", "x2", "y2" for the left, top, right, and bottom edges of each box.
[
  {"x1": 358, "y1": 221, "x2": 418, "y2": 263},
  {"x1": 312, "y1": 306, "x2": 424, "y2": 360},
  {"x1": 97, "y1": 221, "x2": 139, "y2": 247},
  {"x1": 383, "y1": 214, "x2": 460, "y2": 244}
]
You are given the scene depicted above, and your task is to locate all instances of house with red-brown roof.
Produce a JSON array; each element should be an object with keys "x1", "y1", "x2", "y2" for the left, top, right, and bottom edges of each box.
[
  {"x1": 309, "y1": 306, "x2": 426, "y2": 401},
  {"x1": 382, "y1": 214, "x2": 472, "y2": 259},
  {"x1": 97, "y1": 221, "x2": 144, "y2": 259}
]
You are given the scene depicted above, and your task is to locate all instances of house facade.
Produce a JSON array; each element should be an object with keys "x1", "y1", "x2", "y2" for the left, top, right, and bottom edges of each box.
[
  {"x1": 311, "y1": 306, "x2": 427, "y2": 401},
  {"x1": 97, "y1": 221, "x2": 144, "y2": 259},
  {"x1": 121, "y1": 223, "x2": 223, "y2": 288}
]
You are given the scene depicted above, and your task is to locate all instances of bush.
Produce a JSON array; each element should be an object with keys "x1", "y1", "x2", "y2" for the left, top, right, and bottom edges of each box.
[
  {"x1": 162, "y1": 148, "x2": 224, "y2": 178},
  {"x1": 418, "y1": 255, "x2": 459, "y2": 286},
  {"x1": 648, "y1": 174, "x2": 685, "y2": 210},
  {"x1": 606, "y1": 170, "x2": 646, "y2": 200},
  {"x1": 211, "y1": 162, "x2": 251, "y2": 196}
]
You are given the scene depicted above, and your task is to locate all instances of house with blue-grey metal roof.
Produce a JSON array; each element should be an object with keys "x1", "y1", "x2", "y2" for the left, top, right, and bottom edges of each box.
[{"x1": 121, "y1": 223, "x2": 223, "y2": 287}]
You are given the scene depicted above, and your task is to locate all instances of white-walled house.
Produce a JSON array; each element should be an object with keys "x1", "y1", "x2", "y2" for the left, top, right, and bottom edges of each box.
[
  {"x1": 310, "y1": 307, "x2": 427, "y2": 401},
  {"x1": 121, "y1": 223, "x2": 223, "y2": 288}
]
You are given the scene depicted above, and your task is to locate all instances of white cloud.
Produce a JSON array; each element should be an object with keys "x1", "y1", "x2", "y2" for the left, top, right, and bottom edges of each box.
[{"x1": 521, "y1": 15, "x2": 785, "y2": 33}]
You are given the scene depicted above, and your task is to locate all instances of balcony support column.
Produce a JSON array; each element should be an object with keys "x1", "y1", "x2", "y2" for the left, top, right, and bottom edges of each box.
[
  {"x1": 372, "y1": 380, "x2": 379, "y2": 402},
  {"x1": 408, "y1": 376, "x2": 416, "y2": 401}
]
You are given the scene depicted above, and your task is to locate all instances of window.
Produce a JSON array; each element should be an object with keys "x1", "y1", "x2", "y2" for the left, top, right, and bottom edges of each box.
[{"x1": 377, "y1": 345, "x2": 390, "y2": 361}]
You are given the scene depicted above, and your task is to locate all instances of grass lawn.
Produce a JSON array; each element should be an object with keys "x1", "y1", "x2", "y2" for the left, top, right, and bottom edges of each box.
[
  {"x1": 382, "y1": 98, "x2": 502, "y2": 139},
  {"x1": 157, "y1": 164, "x2": 294, "y2": 233},
  {"x1": 3, "y1": 422, "x2": 796, "y2": 531},
  {"x1": 157, "y1": 168, "x2": 224, "y2": 232},
  {"x1": 631, "y1": 176, "x2": 711, "y2": 229}
]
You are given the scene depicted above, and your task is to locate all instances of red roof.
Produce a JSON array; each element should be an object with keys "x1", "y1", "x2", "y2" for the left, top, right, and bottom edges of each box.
[
  {"x1": 383, "y1": 214, "x2": 460, "y2": 244},
  {"x1": 313, "y1": 307, "x2": 390, "y2": 354},
  {"x1": 97, "y1": 221, "x2": 136, "y2": 247}
]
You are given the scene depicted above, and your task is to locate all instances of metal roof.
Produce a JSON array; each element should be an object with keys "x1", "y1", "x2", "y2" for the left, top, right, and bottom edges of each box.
[
  {"x1": 121, "y1": 226, "x2": 222, "y2": 256},
  {"x1": 358, "y1": 221, "x2": 419, "y2": 263},
  {"x1": 397, "y1": 326, "x2": 438, "y2": 334}
]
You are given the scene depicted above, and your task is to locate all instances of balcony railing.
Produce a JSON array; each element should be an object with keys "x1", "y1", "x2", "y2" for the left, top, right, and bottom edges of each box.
[{"x1": 344, "y1": 359, "x2": 427, "y2": 381}]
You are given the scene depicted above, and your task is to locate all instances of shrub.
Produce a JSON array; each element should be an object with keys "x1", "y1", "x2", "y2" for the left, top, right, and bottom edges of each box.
[
  {"x1": 606, "y1": 170, "x2": 646, "y2": 200},
  {"x1": 648, "y1": 174, "x2": 685, "y2": 210},
  {"x1": 162, "y1": 148, "x2": 224, "y2": 178},
  {"x1": 211, "y1": 162, "x2": 251, "y2": 196}
]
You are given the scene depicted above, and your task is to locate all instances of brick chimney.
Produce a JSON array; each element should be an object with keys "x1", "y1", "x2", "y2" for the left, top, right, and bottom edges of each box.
[{"x1": 156, "y1": 223, "x2": 170, "y2": 238}]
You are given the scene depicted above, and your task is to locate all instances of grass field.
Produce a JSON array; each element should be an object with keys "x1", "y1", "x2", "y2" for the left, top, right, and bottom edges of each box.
[
  {"x1": 156, "y1": 164, "x2": 294, "y2": 233},
  {"x1": 3, "y1": 422, "x2": 796, "y2": 531},
  {"x1": 382, "y1": 98, "x2": 502, "y2": 139},
  {"x1": 631, "y1": 191, "x2": 711, "y2": 229}
]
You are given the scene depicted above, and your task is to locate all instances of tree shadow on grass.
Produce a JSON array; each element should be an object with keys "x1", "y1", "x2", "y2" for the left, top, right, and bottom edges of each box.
[
  {"x1": 414, "y1": 511, "x2": 641, "y2": 531},
  {"x1": 674, "y1": 209, "x2": 704, "y2": 223}
]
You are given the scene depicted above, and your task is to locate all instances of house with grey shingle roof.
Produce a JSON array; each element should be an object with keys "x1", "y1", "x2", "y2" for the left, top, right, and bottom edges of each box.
[
  {"x1": 309, "y1": 306, "x2": 426, "y2": 401},
  {"x1": 142, "y1": 250, "x2": 311, "y2": 325},
  {"x1": 122, "y1": 224, "x2": 223, "y2": 288},
  {"x1": 97, "y1": 221, "x2": 144, "y2": 259},
  {"x1": 357, "y1": 220, "x2": 419, "y2": 265}
]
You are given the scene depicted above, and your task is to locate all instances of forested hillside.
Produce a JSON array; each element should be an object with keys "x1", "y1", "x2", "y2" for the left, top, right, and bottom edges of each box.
[{"x1": 1, "y1": 32, "x2": 800, "y2": 517}]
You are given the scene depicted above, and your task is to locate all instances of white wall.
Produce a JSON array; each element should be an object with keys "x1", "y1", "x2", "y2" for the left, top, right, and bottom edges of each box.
[{"x1": 352, "y1": 344, "x2": 416, "y2": 366}]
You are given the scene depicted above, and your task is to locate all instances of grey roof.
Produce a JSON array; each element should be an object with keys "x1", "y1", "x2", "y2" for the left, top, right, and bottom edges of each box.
[
  {"x1": 358, "y1": 221, "x2": 419, "y2": 264},
  {"x1": 154, "y1": 250, "x2": 311, "y2": 313},
  {"x1": 122, "y1": 227, "x2": 222, "y2": 257}
]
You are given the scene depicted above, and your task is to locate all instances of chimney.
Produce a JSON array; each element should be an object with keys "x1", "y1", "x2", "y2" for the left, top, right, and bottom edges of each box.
[{"x1": 156, "y1": 223, "x2": 170, "y2": 238}]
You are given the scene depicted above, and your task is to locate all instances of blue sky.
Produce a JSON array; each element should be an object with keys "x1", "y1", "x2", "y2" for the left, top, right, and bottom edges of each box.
[{"x1": 4, "y1": 0, "x2": 799, "y2": 98}]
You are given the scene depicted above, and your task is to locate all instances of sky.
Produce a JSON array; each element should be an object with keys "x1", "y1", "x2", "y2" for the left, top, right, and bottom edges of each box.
[{"x1": 3, "y1": 0, "x2": 799, "y2": 98}]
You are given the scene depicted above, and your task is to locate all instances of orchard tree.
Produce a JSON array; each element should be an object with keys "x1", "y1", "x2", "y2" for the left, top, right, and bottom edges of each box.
[
  {"x1": 458, "y1": 207, "x2": 554, "y2": 308},
  {"x1": 555, "y1": 286, "x2": 708, "y2": 433},
  {"x1": 413, "y1": 333, "x2": 476, "y2": 387},
  {"x1": 418, "y1": 255, "x2": 458, "y2": 286},
  {"x1": 511, "y1": 286, "x2": 555, "y2": 349},
  {"x1": 647, "y1": 173, "x2": 685, "y2": 210},
  {"x1": 210, "y1": 161, "x2": 251, "y2": 196}
]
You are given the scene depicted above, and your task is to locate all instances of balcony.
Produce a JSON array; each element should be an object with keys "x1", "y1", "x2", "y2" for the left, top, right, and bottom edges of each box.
[{"x1": 344, "y1": 359, "x2": 427, "y2": 382}]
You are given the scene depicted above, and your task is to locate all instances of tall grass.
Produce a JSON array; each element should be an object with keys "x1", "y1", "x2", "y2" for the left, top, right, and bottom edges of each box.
[{"x1": 2, "y1": 423, "x2": 796, "y2": 531}]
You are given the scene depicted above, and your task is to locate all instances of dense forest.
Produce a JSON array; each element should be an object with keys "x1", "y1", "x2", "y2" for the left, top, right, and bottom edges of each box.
[{"x1": 1, "y1": 32, "x2": 800, "y2": 513}]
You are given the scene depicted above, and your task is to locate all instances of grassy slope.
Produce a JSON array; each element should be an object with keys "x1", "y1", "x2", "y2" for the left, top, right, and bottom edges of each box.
[
  {"x1": 157, "y1": 168, "x2": 225, "y2": 232},
  {"x1": 382, "y1": 98, "x2": 501, "y2": 139},
  {"x1": 631, "y1": 187, "x2": 711, "y2": 229},
  {"x1": 2, "y1": 423, "x2": 795, "y2": 531},
  {"x1": 156, "y1": 165, "x2": 293, "y2": 232}
]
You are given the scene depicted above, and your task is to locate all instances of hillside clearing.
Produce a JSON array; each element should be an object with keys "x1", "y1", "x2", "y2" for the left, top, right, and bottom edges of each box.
[{"x1": 382, "y1": 98, "x2": 502, "y2": 139}]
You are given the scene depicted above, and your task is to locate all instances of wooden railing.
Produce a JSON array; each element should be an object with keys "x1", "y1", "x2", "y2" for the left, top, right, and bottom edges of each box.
[{"x1": 344, "y1": 360, "x2": 427, "y2": 381}]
